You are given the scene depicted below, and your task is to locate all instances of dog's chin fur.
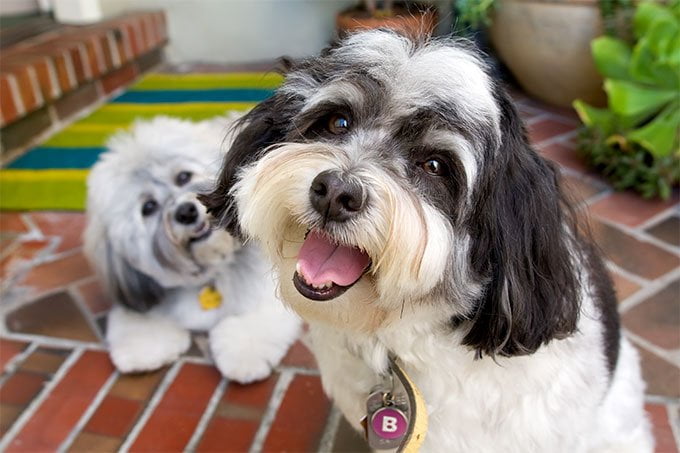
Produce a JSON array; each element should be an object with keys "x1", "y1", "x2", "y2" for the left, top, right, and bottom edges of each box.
[
  {"x1": 202, "y1": 30, "x2": 653, "y2": 451},
  {"x1": 84, "y1": 115, "x2": 301, "y2": 382}
]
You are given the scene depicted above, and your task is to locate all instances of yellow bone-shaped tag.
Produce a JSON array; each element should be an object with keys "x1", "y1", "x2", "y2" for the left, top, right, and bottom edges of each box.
[{"x1": 199, "y1": 286, "x2": 222, "y2": 310}]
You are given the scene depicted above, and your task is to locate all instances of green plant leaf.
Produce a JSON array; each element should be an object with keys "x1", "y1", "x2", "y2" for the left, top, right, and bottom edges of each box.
[
  {"x1": 646, "y1": 16, "x2": 679, "y2": 56},
  {"x1": 592, "y1": 36, "x2": 632, "y2": 81},
  {"x1": 630, "y1": 37, "x2": 680, "y2": 88},
  {"x1": 634, "y1": 1, "x2": 676, "y2": 39},
  {"x1": 626, "y1": 104, "x2": 680, "y2": 157},
  {"x1": 573, "y1": 100, "x2": 616, "y2": 135},
  {"x1": 605, "y1": 79, "x2": 677, "y2": 117},
  {"x1": 659, "y1": 31, "x2": 680, "y2": 66},
  {"x1": 670, "y1": 0, "x2": 680, "y2": 18}
]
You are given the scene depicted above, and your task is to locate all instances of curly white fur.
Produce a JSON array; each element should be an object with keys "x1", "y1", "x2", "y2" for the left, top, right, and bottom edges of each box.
[{"x1": 84, "y1": 115, "x2": 301, "y2": 383}]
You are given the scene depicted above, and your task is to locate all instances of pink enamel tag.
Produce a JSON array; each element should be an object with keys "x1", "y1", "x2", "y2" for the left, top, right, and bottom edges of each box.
[{"x1": 371, "y1": 406, "x2": 408, "y2": 439}]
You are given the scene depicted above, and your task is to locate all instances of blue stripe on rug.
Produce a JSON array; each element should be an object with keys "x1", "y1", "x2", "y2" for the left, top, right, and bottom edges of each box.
[
  {"x1": 111, "y1": 89, "x2": 275, "y2": 103},
  {"x1": 7, "y1": 147, "x2": 106, "y2": 170}
]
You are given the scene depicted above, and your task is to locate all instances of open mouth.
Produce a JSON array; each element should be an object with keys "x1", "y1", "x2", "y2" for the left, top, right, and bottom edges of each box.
[
  {"x1": 188, "y1": 221, "x2": 212, "y2": 244},
  {"x1": 293, "y1": 230, "x2": 371, "y2": 301}
]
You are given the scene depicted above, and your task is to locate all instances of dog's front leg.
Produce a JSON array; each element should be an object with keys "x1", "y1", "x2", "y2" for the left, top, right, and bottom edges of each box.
[
  {"x1": 106, "y1": 305, "x2": 191, "y2": 373},
  {"x1": 307, "y1": 324, "x2": 381, "y2": 433},
  {"x1": 209, "y1": 301, "x2": 301, "y2": 384}
]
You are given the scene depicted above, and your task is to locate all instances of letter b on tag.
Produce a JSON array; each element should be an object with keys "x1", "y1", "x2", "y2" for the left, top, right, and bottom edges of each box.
[
  {"x1": 382, "y1": 416, "x2": 398, "y2": 432},
  {"x1": 371, "y1": 407, "x2": 408, "y2": 440}
]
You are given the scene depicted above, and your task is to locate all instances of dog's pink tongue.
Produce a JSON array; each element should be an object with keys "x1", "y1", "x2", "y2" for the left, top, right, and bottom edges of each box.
[{"x1": 297, "y1": 230, "x2": 370, "y2": 287}]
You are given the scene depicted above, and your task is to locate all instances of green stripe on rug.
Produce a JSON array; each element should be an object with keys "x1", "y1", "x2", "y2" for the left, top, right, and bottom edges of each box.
[
  {"x1": 0, "y1": 169, "x2": 88, "y2": 210},
  {"x1": 43, "y1": 125, "x2": 126, "y2": 147},
  {"x1": 77, "y1": 102, "x2": 257, "y2": 124},
  {"x1": 131, "y1": 73, "x2": 284, "y2": 90}
]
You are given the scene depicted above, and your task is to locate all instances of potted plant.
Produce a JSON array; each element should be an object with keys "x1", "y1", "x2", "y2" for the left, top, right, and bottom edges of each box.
[
  {"x1": 573, "y1": 0, "x2": 679, "y2": 199},
  {"x1": 487, "y1": 0, "x2": 634, "y2": 107},
  {"x1": 336, "y1": 1, "x2": 438, "y2": 37}
]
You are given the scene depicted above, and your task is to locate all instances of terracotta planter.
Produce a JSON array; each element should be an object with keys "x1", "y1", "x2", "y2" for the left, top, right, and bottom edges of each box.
[
  {"x1": 336, "y1": 4, "x2": 437, "y2": 38},
  {"x1": 489, "y1": 0, "x2": 607, "y2": 107}
]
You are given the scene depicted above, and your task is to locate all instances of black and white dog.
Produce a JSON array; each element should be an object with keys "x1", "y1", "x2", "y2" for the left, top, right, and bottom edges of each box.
[
  {"x1": 201, "y1": 31, "x2": 653, "y2": 451},
  {"x1": 84, "y1": 115, "x2": 300, "y2": 383}
]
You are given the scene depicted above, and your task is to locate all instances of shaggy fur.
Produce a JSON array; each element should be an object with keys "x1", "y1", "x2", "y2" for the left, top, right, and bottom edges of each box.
[
  {"x1": 84, "y1": 116, "x2": 300, "y2": 383},
  {"x1": 201, "y1": 31, "x2": 653, "y2": 451}
]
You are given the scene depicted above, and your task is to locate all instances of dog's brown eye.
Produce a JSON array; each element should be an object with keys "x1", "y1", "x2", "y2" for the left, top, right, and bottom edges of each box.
[
  {"x1": 422, "y1": 158, "x2": 446, "y2": 176},
  {"x1": 327, "y1": 114, "x2": 350, "y2": 135},
  {"x1": 175, "y1": 171, "x2": 192, "y2": 186},
  {"x1": 141, "y1": 199, "x2": 158, "y2": 216}
]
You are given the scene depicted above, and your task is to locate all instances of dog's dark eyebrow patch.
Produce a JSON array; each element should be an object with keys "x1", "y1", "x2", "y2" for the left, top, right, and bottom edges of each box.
[{"x1": 393, "y1": 106, "x2": 475, "y2": 143}]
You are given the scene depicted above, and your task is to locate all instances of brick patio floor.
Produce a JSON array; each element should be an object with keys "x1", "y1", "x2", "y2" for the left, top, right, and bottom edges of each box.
[{"x1": 0, "y1": 92, "x2": 678, "y2": 452}]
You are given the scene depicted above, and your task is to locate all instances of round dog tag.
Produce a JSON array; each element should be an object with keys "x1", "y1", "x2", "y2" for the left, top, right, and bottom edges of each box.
[{"x1": 371, "y1": 406, "x2": 408, "y2": 440}]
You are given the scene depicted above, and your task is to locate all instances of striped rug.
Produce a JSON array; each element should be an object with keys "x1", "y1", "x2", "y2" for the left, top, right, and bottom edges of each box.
[{"x1": 0, "y1": 72, "x2": 282, "y2": 211}]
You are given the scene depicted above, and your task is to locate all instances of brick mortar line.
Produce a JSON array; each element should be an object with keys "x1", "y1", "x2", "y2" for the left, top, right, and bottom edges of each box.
[
  {"x1": 57, "y1": 370, "x2": 120, "y2": 452},
  {"x1": 276, "y1": 365, "x2": 321, "y2": 376},
  {"x1": 526, "y1": 111, "x2": 579, "y2": 127},
  {"x1": 44, "y1": 57, "x2": 62, "y2": 99},
  {"x1": 317, "y1": 405, "x2": 343, "y2": 453},
  {"x1": 0, "y1": 341, "x2": 38, "y2": 388},
  {"x1": 0, "y1": 241, "x2": 20, "y2": 262},
  {"x1": 535, "y1": 132, "x2": 577, "y2": 151},
  {"x1": 18, "y1": 212, "x2": 42, "y2": 238},
  {"x1": 77, "y1": 43, "x2": 93, "y2": 80},
  {"x1": 606, "y1": 260, "x2": 651, "y2": 289},
  {"x1": 573, "y1": 188, "x2": 614, "y2": 212},
  {"x1": 0, "y1": 242, "x2": 81, "y2": 300},
  {"x1": 634, "y1": 207, "x2": 680, "y2": 240},
  {"x1": 625, "y1": 329, "x2": 680, "y2": 367},
  {"x1": 557, "y1": 165, "x2": 610, "y2": 194},
  {"x1": 0, "y1": 271, "x2": 92, "y2": 321},
  {"x1": 523, "y1": 113, "x2": 552, "y2": 126},
  {"x1": 182, "y1": 354, "x2": 212, "y2": 366},
  {"x1": 26, "y1": 65, "x2": 44, "y2": 107},
  {"x1": 106, "y1": 32, "x2": 122, "y2": 69},
  {"x1": 31, "y1": 244, "x2": 84, "y2": 265},
  {"x1": 645, "y1": 395, "x2": 680, "y2": 405},
  {"x1": 619, "y1": 267, "x2": 680, "y2": 314},
  {"x1": 118, "y1": 359, "x2": 184, "y2": 453},
  {"x1": 0, "y1": 331, "x2": 104, "y2": 350},
  {"x1": 0, "y1": 347, "x2": 84, "y2": 451},
  {"x1": 540, "y1": 111, "x2": 580, "y2": 126},
  {"x1": 513, "y1": 102, "x2": 544, "y2": 117},
  {"x1": 62, "y1": 49, "x2": 78, "y2": 89},
  {"x1": 185, "y1": 377, "x2": 228, "y2": 452},
  {"x1": 533, "y1": 129, "x2": 579, "y2": 149},
  {"x1": 248, "y1": 369, "x2": 295, "y2": 453},
  {"x1": 67, "y1": 284, "x2": 106, "y2": 343},
  {"x1": 596, "y1": 215, "x2": 680, "y2": 257},
  {"x1": 0, "y1": 234, "x2": 60, "y2": 290},
  {"x1": 6, "y1": 73, "x2": 26, "y2": 116}
]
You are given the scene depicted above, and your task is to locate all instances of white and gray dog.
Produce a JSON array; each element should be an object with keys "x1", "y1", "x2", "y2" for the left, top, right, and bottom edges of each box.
[
  {"x1": 201, "y1": 31, "x2": 653, "y2": 451},
  {"x1": 84, "y1": 115, "x2": 300, "y2": 383}
]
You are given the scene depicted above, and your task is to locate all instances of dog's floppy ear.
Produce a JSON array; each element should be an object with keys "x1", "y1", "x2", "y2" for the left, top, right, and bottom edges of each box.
[
  {"x1": 463, "y1": 87, "x2": 581, "y2": 358},
  {"x1": 84, "y1": 222, "x2": 164, "y2": 312},
  {"x1": 199, "y1": 91, "x2": 294, "y2": 236},
  {"x1": 105, "y1": 242, "x2": 165, "y2": 312}
]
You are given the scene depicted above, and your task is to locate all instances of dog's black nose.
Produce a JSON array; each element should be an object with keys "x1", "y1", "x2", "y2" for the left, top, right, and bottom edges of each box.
[
  {"x1": 310, "y1": 170, "x2": 365, "y2": 222},
  {"x1": 175, "y1": 202, "x2": 198, "y2": 225}
]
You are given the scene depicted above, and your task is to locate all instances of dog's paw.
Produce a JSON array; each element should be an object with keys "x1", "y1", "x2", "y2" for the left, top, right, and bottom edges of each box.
[
  {"x1": 209, "y1": 318, "x2": 289, "y2": 384},
  {"x1": 109, "y1": 326, "x2": 191, "y2": 373}
]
